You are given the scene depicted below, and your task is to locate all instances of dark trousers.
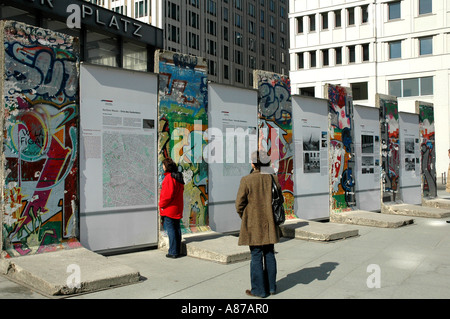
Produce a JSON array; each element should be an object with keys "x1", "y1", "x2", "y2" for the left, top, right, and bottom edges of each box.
[
  {"x1": 249, "y1": 244, "x2": 277, "y2": 297},
  {"x1": 163, "y1": 216, "x2": 182, "y2": 256}
]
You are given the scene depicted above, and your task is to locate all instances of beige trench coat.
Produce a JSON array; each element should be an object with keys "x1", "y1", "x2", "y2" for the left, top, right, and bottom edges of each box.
[
  {"x1": 235, "y1": 169, "x2": 282, "y2": 246},
  {"x1": 447, "y1": 164, "x2": 450, "y2": 193}
]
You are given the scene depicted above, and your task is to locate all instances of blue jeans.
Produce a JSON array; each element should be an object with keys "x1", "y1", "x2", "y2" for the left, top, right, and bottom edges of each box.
[
  {"x1": 163, "y1": 216, "x2": 182, "y2": 256},
  {"x1": 250, "y1": 245, "x2": 277, "y2": 297}
]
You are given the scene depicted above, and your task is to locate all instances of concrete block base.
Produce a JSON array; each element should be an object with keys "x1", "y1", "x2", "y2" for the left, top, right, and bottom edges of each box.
[
  {"x1": 330, "y1": 210, "x2": 414, "y2": 228},
  {"x1": 0, "y1": 247, "x2": 140, "y2": 296},
  {"x1": 422, "y1": 197, "x2": 450, "y2": 210},
  {"x1": 159, "y1": 231, "x2": 250, "y2": 264},
  {"x1": 280, "y1": 219, "x2": 359, "y2": 241},
  {"x1": 382, "y1": 203, "x2": 450, "y2": 218}
]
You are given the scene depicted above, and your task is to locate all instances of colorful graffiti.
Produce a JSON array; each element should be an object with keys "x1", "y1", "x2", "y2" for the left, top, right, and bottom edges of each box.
[
  {"x1": 377, "y1": 94, "x2": 400, "y2": 202},
  {"x1": 156, "y1": 51, "x2": 209, "y2": 233},
  {"x1": 417, "y1": 101, "x2": 436, "y2": 198},
  {"x1": 326, "y1": 84, "x2": 355, "y2": 212},
  {"x1": 254, "y1": 70, "x2": 294, "y2": 219},
  {"x1": 1, "y1": 21, "x2": 80, "y2": 257}
]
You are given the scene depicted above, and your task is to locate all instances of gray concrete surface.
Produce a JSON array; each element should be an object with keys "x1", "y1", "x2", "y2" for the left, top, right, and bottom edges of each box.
[
  {"x1": 280, "y1": 219, "x2": 359, "y2": 241},
  {"x1": 1, "y1": 191, "x2": 450, "y2": 300},
  {"x1": 330, "y1": 210, "x2": 414, "y2": 228}
]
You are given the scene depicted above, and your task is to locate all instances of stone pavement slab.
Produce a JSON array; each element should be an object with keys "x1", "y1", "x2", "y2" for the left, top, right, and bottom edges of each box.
[
  {"x1": 0, "y1": 247, "x2": 140, "y2": 296},
  {"x1": 280, "y1": 219, "x2": 359, "y2": 241},
  {"x1": 382, "y1": 203, "x2": 450, "y2": 218},
  {"x1": 330, "y1": 210, "x2": 414, "y2": 228},
  {"x1": 422, "y1": 197, "x2": 450, "y2": 210}
]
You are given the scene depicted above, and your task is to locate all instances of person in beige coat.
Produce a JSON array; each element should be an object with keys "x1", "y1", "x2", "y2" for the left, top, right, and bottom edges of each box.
[
  {"x1": 235, "y1": 151, "x2": 282, "y2": 298},
  {"x1": 447, "y1": 149, "x2": 450, "y2": 193}
]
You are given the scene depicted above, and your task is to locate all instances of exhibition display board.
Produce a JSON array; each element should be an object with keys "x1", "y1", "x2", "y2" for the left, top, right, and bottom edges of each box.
[
  {"x1": 79, "y1": 64, "x2": 159, "y2": 251},
  {"x1": 292, "y1": 96, "x2": 329, "y2": 220},
  {"x1": 398, "y1": 112, "x2": 421, "y2": 205},
  {"x1": 353, "y1": 105, "x2": 381, "y2": 212},
  {"x1": 207, "y1": 83, "x2": 258, "y2": 232}
]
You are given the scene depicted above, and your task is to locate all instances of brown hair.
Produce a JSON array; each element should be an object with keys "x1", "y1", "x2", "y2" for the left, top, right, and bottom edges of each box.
[
  {"x1": 251, "y1": 150, "x2": 271, "y2": 169},
  {"x1": 162, "y1": 158, "x2": 178, "y2": 173}
]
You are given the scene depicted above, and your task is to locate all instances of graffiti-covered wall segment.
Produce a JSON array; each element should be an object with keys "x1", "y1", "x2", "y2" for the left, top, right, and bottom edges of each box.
[
  {"x1": 1, "y1": 21, "x2": 80, "y2": 257},
  {"x1": 156, "y1": 51, "x2": 209, "y2": 233}
]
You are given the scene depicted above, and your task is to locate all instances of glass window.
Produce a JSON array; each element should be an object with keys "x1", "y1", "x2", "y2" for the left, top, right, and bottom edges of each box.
[
  {"x1": 419, "y1": 0, "x2": 432, "y2": 15},
  {"x1": 420, "y1": 76, "x2": 433, "y2": 95},
  {"x1": 403, "y1": 78, "x2": 419, "y2": 97},
  {"x1": 389, "y1": 80, "x2": 402, "y2": 97},
  {"x1": 310, "y1": 51, "x2": 316, "y2": 68},
  {"x1": 362, "y1": 43, "x2": 370, "y2": 61},
  {"x1": 321, "y1": 12, "x2": 328, "y2": 30},
  {"x1": 388, "y1": 1, "x2": 401, "y2": 20},
  {"x1": 322, "y1": 49, "x2": 329, "y2": 66},
  {"x1": 389, "y1": 41, "x2": 401, "y2": 59},
  {"x1": 361, "y1": 5, "x2": 369, "y2": 24},
  {"x1": 419, "y1": 36, "x2": 433, "y2": 55},
  {"x1": 335, "y1": 10, "x2": 341, "y2": 27},
  {"x1": 296, "y1": 16, "x2": 303, "y2": 33},
  {"x1": 297, "y1": 52, "x2": 304, "y2": 69},
  {"x1": 86, "y1": 31, "x2": 119, "y2": 67},
  {"x1": 348, "y1": 7, "x2": 355, "y2": 26},
  {"x1": 351, "y1": 82, "x2": 368, "y2": 100},
  {"x1": 335, "y1": 47, "x2": 342, "y2": 64},
  {"x1": 348, "y1": 45, "x2": 356, "y2": 63},
  {"x1": 123, "y1": 41, "x2": 148, "y2": 71},
  {"x1": 309, "y1": 14, "x2": 316, "y2": 32}
]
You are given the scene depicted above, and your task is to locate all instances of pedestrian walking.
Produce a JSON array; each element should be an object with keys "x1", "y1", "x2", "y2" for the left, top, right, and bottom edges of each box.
[
  {"x1": 159, "y1": 158, "x2": 185, "y2": 258},
  {"x1": 235, "y1": 151, "x2": 282, "y2": 298}
]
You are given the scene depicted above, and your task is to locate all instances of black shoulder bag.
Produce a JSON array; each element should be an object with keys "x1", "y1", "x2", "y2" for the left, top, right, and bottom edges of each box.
[{"x1": 270, "y1": 174, "x2": 285, "y2": 226}]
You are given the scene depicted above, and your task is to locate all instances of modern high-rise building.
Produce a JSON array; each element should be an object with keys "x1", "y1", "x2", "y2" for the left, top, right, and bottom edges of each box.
[
  {"x1": 289, "y1": 0, "x2": 450, "y2": 177},
  {"x1": 88, "y1": 0, "x2": 290, "y2": 89}
]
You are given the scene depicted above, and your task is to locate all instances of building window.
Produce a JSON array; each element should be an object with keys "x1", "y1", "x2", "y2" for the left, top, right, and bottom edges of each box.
[
  {"x1": 321, "y1": 12, "x2": 328, "y2": 30},
  {"x1": 388, "y1": 77, "x2": 433, "y2": 97},
  {"x1": 224, "y1": 65, "x2": 229, "y2": 79},
  {"x1": 347, "y1": 7, "x2": 355, "y2": 26},
  {"x1": 351, "y1": 82, "x2": 368, "y2": 100},
  {"x1": 300, "y1": 87, "x2": 315, "y2": 97},
  {"x1": 235, "y1": 68, "x2": 243, "y2": 83},
  {"x1": 296, "y1": 16, "x2": 303, "y2": 33},
  {"x1": 310, "y1": 51, "x2": 316, "y2": 68},
  {"x1": 361, "y1": 5, "x2": 369, "y2": 24},
  {"x1": 309, "y1": 14, "x2": 316, "y2": 32},
  {"x1": 335, "y1": 47, "x2": 342, "y2": 64},
  {"x1": 389, "y1": 41, "x2": 402, "y2": 59},
  {"x1": 322, "y1": 49, "x2": 329, "y2": 66},
  {"x1": 348, "y1": 45, "x2": 356, "y2": 63},
  {"x1": 334, "y1": 10, "x2": 342, "y2": 27},
  {"x1": 419, "y1": 0, "x2": 432, "y2": 15},
  {"x1": 388, "y1": 1, "x2": 401, "y2": 20},
  {"x1": 419, "y1": 36, "x2": 433, "y2": 55},
  {"x1": 362, "y1": 43, "x2": 370, "y2": 61},
  {"x1": 297, "y1": 52, "x2": 304, "y2": 69},
  {"x1": 135, "y1": 1, "x2": 148, "y2": 18}
]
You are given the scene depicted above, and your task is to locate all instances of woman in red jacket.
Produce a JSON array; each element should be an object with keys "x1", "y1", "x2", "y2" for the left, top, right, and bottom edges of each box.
[{"x1": 159, "y1": 158, "x2": 185, "y2": 258}]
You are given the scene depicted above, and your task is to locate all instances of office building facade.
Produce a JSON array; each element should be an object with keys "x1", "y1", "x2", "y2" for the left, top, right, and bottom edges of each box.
[
  {"x1": 289, "y1": 0, "x2": 450, "y2": 177},
  {"x1": 89, "y1": 0, "x2": 290, "y2": 89}
]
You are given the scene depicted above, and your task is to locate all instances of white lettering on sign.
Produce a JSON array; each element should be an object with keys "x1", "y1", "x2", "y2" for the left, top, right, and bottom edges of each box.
[{"x1": 65, "y1": 4, "x2": 143, "y2": 38}]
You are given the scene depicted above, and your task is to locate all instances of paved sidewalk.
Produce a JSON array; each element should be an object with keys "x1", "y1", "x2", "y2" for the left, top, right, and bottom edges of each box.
[
  {"x1": 1, "y1": 193, "x2": 450, "y2": 300},
  {"x1": 1, "y1": 216, "x2": 450, "y2": 300}
]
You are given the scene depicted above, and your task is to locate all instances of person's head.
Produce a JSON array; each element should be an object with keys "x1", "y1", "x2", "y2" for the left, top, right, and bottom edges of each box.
[
  {"x1": 251, "y1": 150, "x2": 271, "y2": 170},
  {"x1": 162, "y1": 157, "x2": 178, "y2": 173}
]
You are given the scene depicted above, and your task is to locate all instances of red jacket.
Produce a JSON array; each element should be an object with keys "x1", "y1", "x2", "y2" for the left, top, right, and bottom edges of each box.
[{"x1": 159, "y1": 172, "x2": 184, "y2": 219}]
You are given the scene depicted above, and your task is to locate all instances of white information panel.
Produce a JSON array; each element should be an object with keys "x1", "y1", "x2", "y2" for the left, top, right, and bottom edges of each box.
[
  {"x1": 353, "y1": 105, "x2": 381, "y2": 211},
  {"x1": 207, "y1": 83, "x2": 258, "y2": 233},
  {"x1": 79, "y1": 63, "x2": 158, "y2": 251},
  {"x1": 399, "y1": 112, "x2": 421, "y2": 204},
  {"x1": 292, "y1": 95, "x2": 329, "y2": 220}
]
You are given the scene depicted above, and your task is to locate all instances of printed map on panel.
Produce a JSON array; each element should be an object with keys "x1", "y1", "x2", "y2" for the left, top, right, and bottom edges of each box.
[{"x1": 103, "y1": 132, "x2": 156, "y2": 208}]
